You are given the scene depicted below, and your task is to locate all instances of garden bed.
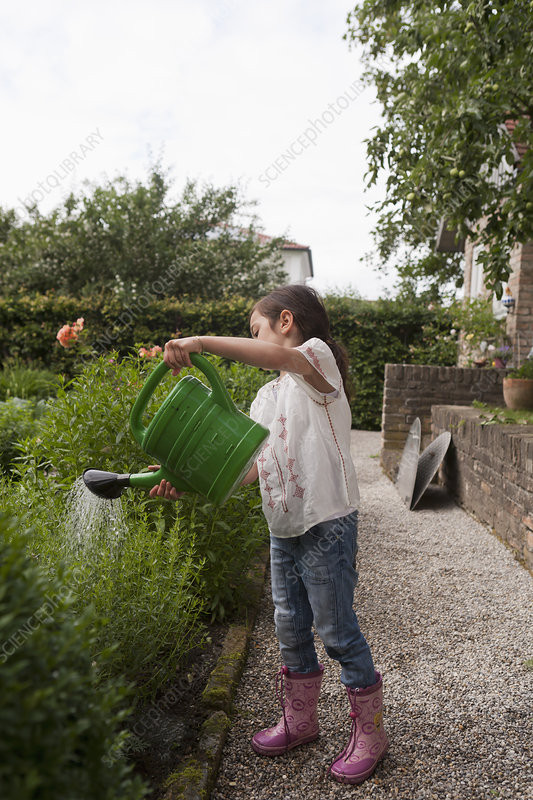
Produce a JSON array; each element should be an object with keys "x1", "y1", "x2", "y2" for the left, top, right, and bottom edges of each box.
[
  {"x1": 132, "y1": 623, "x2": 226, "y2": 798},
  {"x1": 0, "y1": 353, "x2": 271, "y2": 798}
]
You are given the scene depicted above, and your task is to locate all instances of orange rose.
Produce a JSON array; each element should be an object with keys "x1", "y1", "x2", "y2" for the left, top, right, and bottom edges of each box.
[{"x1": 56, "y1": 324, "x2": 78, "y2": 348}]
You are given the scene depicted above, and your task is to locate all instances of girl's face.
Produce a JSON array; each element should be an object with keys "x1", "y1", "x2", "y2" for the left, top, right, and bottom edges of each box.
[
  {"x1": 249, "y1": 310, "x2": 282, "y2": 344},
  {"x1": 249, "y1": 309, "x2": 299, "y2": 346}
]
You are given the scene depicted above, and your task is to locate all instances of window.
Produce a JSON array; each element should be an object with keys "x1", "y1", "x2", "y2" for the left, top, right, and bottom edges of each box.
[{"x1": 470, "y1": 244, "x2": 484, "y2": 297}]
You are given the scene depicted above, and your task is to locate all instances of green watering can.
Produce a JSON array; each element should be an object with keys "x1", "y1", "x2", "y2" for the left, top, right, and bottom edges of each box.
[{"x1": 83, "y1": 354, "x2": 269, "y2": 504}]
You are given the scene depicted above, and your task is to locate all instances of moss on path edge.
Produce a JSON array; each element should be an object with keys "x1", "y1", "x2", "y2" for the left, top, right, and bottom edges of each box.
[{"x1": 162, "y1": 546, "x2": 269, "y2": 800}]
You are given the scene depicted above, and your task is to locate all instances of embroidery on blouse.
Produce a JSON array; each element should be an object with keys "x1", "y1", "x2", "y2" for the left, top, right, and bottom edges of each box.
[
  {"x1": 300, "y1": 345, "x2": 342, "y2": 395},
  {"x1": 303, "y1": 346, "x2": 327, "y2": 380},
  {"x1": 277, "y1": 415, "x2": 304, "y2": 500},
  {"x1": 278, "y1": 414, "x2": 288, "y2": 452},
  {"x1": 271, "y1": 448, "x2": 288, "y2": 512},
  {"x1": 324, "y1": 403, "x2": 349, "y2": 498},
  {"x1": 258, "y1": 447, "x2": 276, "y2": 510},
  {"x1": 287, "y1": 457, "x2": 305, "y2": 499}
]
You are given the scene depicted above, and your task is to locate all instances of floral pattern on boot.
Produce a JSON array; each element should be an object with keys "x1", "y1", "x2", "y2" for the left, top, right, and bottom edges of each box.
[
  {"x1": 329, "y1": 672, "x2": 389, "y2": 784},
  {"x1": 252, "y1": 664, "x2": 324, "y2": 756}
]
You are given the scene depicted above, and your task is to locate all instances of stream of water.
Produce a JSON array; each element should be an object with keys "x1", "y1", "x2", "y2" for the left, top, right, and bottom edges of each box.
[{"x1": 64, "y1": 476, "x2": 128, "y2": 554}]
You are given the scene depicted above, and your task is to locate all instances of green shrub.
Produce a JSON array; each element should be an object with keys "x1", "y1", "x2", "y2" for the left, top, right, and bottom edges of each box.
[
  {"x1": 0, "y1": 292, "x2": 460, "y2": 429},
  {"x1": 0, "y1": 512, "x2": 147, "y2": 800},
  {"x1": 0, "y1": 359, "x2": 58, "y2": 400},
  {"x1": 325, "y1": 295, "x2": 457, "y2": 428},
  {"x1": 508, "y1": 359, "x2": 533, "y2": 379},
  {"x1": 6, "y1": 353, "x2": 271, "y2": 692},
  {"x1": 0, "y1": 398, "x2": 47, "y2": 475}
]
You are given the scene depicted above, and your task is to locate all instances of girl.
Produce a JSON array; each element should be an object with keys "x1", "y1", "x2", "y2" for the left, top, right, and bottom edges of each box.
[{"x1": 151, "y1": 285, "x2": 388, "y2": 785}]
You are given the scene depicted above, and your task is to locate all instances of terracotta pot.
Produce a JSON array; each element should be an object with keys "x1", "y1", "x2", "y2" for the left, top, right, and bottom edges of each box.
[{"x1": 503, "y1": 378, "x2": 533, "y2": 410}]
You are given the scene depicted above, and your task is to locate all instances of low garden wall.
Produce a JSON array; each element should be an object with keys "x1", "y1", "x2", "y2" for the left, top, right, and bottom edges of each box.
[
  {"x1": 432, "y1": 405, "x2": 533, "y2": 571},
  {"x1": 381, "y1": 364, "x2": 510, "y2": 478}
]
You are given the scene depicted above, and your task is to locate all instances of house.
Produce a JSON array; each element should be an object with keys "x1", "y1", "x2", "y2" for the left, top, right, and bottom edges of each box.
[
  {"x1": 255, "y1": 234, "x2": 314, "y2": 284},
  {"x1": 436, "y1": 120, "x2": 533, "y2": 363},
  {"x1": 212, "y1": 226, "x2": 313, "y2": 285}
]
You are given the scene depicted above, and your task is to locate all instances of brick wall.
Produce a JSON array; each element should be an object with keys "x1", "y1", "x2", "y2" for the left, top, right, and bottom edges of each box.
[
  {"x1": 507, "y1": 241, "x2": 533, "y2": 363},
  {"x1": 381, "y1": 364, "x2": 509, "y2": 478},
  {"x1": 463, "y1": 236, "x2": 533, "y2": 364},
  {"x1": 432, "y1": 405, "x2": 533, "y2": 571}
]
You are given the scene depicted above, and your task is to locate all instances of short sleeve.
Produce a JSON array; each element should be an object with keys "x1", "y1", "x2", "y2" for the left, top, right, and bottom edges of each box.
[
  {"x1": 249, "y1": 383, "x2": 270, "y2": 424},
  {"x1": 249, "y1": 394, "x2": 261, "y2": 422},
  {"x1": 288, "y1": 337, "x2": 343, "y2": 402},
  {"x1": 249, "y1": 397, "x2": 257, "y2": 420}
]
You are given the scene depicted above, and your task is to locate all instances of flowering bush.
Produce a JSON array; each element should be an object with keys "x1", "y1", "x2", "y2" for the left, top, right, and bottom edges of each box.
[
  {"x1": 56, "y1": 317, "x2": 84, "y2": 348},
  {"x1": 138, "y1": 345, "x2": 162, "y2": 358}
]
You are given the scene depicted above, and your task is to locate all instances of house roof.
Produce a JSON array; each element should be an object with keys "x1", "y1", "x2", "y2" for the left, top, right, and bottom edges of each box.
[{"x1": 255, "y1": 232, "x2": 311, "y2": 251}]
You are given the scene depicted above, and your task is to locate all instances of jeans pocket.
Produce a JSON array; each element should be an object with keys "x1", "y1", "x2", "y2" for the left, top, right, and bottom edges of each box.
[{"x1": 306, "y1": 518, "x2": 343, "y2": 544}]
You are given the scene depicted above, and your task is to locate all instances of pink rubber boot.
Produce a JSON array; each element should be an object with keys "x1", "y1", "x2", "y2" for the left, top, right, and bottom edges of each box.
[
  {"x1": 252, "y1": 664, "x2": 324, "y2": 756},
  {"x1": 329, "y1": 671, "x2": 389, "y2": 784}
]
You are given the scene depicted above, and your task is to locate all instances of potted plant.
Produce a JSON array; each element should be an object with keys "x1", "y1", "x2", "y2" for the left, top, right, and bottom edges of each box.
[
  {"x1": 489, "y1": 344, "x2": 513, "y2": 368},
  {"x1": 503, "y1": 359, "x2": 533, "y2": 410}
]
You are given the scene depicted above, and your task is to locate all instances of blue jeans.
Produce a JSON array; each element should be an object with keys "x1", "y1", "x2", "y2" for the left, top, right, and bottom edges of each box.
[{"x1": 269, "y1": 510, "x2": 376, "y2": 689}]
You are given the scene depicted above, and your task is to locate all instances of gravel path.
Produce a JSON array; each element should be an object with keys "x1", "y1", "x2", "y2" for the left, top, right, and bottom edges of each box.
[{"x1": 212, "y1": 430, "x2": 533, "y2": 800}]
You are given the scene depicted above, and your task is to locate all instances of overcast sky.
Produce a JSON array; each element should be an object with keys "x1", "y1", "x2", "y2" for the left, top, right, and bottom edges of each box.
[{"x1": 0, "y1": 0, "x2": 397, "y2": 299}]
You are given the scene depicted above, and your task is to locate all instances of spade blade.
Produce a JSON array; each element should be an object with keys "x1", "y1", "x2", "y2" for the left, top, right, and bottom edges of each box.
[
  {"x1": 396, "y1": 418, "x2": 421, "y2": 509},
  {"x1": 410, "y1": 432, "x2": 452, "y2": 510}
]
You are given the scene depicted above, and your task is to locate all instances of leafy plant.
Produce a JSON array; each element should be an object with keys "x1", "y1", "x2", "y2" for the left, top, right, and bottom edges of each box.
[
  {"x1": 473, "y1": 400, "x2": 533, "y2": 426},
  {"x1": 0, "y1": 397, "x2": 47, "y2": 475},
  {"x1": 177, "y1": 489, "x2": 266, "y2": 622},
  {"x1": 6, "y1": 353, "x2": 271, "y2": 692},
  {"x1": 507, "y1": 359, "x2": 533, "y2": 379},
  {"x1": 345, "y1": 0, "x2": 533, "y2": 298},
  {"x1": 0, "y1": 512, "x2": 148, "y2": 800},
  {"x1": 0, "y1": 165, "x2": 287, "y2": 298},
  {"x1": 0, "y1": 359, "x2": 58, "y2": 400}
]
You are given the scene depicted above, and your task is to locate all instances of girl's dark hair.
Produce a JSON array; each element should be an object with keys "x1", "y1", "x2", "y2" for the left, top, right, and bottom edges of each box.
[{"x1": 251, "y1": 284, "x2": 351, "y2": 401}]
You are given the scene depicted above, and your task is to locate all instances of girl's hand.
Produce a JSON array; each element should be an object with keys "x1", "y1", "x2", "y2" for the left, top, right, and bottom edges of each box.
[
  {"x1": 163, "y1": 336, "x2": 202, "y2": 376},
  {"x1": 147, "y1": 465, "x2": 184, "y2": 501}
]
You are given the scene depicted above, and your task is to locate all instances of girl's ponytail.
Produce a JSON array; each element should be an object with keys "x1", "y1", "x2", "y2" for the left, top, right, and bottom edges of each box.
[
  {"x1": 252, "y1": 285, "x2": 352, "y2": 403},
  {"x1": 325, "y1": 336, "x2": 351, "y2": 404}
]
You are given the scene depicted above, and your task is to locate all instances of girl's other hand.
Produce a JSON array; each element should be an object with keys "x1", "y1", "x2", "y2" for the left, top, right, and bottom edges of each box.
[
  {"x1": 163, "y1": 336, "x2": 202, "y2": 376},
  {"x1": 147, "y1": 465, "x2": 184, "y2": 501}
]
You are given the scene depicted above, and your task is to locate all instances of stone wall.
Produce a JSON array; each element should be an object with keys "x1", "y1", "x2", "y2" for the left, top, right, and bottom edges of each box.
[
  {"x1": 432, "y1": 405, "x2": 533, "y2": 571},
  {"x1": 381, "y1": 364, "x2": 509, "y2": 478}
]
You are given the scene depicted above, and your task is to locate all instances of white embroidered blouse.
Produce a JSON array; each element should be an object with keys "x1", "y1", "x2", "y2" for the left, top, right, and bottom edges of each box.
[{"x1": 249, "y1": 337, "x2": 360, "y2": 538}]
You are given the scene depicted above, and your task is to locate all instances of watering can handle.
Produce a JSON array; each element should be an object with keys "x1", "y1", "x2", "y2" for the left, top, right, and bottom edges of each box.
[{"x1": 130, "y1": 353, "x2": 235, "y2": 445}]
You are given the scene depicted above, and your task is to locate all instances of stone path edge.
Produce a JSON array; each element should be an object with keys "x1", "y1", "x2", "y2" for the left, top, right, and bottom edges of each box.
[{"x1": 161, "y1": 544, "x2": 270, "y2": 800}]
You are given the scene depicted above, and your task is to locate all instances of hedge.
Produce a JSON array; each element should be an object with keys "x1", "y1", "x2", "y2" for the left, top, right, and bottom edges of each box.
[
  {"x1": 0, "y1": 292, "x2": 455, "y2": 429},
  {"x1": 0, "y1": 513, "x2": 147, "y2": 799}
]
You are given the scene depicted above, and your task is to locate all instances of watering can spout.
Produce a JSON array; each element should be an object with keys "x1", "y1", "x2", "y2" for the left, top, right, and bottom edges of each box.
[
  {"x1": 83, "y1": 466, "x2": 188, "y2": 500},
  {"x1": 83, "y1": 469, "x2": 131, "y2": 500}
]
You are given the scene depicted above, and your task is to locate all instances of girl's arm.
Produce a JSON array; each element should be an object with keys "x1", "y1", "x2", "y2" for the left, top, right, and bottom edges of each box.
[
  {"x1": 148, "y1": 461, "x2": 258, "y2": 501},
  {"x1": 241, "y1": 462, "x2": 258, "y2": 485},
  {"x1": 163, "y1": 336, "x2": 333, "y2": 392}
]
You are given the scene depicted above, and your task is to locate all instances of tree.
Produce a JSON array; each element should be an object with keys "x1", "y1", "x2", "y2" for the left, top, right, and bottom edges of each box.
[
  {"x1": 345, "y1": 0, "x2": 533, "y2": 298},
  {"x1": 0, "y1": 165, "x2": 287, "y2": 299}
]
